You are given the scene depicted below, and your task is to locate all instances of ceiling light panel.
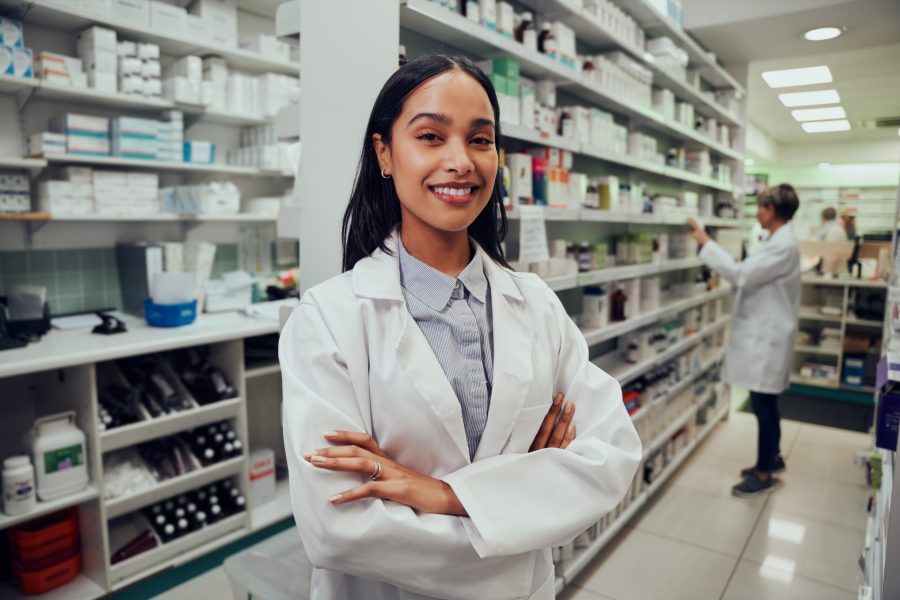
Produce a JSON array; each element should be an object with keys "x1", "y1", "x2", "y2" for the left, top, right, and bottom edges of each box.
[
  {"x1": 762, "y1": 66, "x2": 832, "y2": 88},
  {"x1": 791, "y1": 106, "x2": 847, "y2": 122},
  {"x1": 802, "y1": 120, "x2": 851, "y2": 133},
  {"x1": 779, "y1": 89, "x2": 841, "y2": 107},
  {"x1": 804, "y1": 27, "x2": 842, "y2": 41}
]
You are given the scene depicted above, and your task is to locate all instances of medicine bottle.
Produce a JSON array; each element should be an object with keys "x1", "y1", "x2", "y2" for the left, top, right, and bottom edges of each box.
[
  {"x1": 515, "y1": 12, "x2": 537, "y2": 51},
  {"x1": 538, "y1": 23, "x2": 556, "y2": 58},
  {"x1": 3, "y1": 455, "x2": 36, "y2": 516}
]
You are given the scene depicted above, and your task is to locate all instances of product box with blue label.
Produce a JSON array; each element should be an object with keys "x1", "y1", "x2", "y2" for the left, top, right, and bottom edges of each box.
[
  {"x1": 183, "y1": 141, "x2": 215, "y2": 164},
  {"x1": 0, "y1": 17, "x2": 23, "y2": 48},
  {"x1": 875, "y1": 353, "x2": 900, "y2": 451}
]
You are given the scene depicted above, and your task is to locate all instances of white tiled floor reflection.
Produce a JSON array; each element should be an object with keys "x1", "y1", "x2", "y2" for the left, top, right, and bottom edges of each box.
[{"x1": 564, "y1": 401, "x2": 871, "y2": 600}]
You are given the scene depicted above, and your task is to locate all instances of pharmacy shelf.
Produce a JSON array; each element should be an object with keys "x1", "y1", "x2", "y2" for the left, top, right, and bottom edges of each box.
[
  {"x1": 846, "y1": 315, "x2": 884, "y2": 328},
  {"x1": 514, "y1": 0, "x2": 743, "y2": 127},
  {"x1": 39, "y1": 154, "x2": 289, "y2": 177},
  {"x1": 105, "y1": 456, "x2": 245, "y2": 519},
  {"x1": 503, "y1": 124, "x2": 734, "y2": 191},
  {"x1": 100, "y1": 397, "x2": 243, "y2": 454},
  {"x1": 42, "y1": 213, "x2": 276, "y2": 223},
  {"x1": 614, "y1": 0, "x2": 745, "y2": 93},
  {"x1": 250, "y1": 479, "x2": 293, "y2": 531},
  {"x1": 0, "y1": 156, "x2": 47, "y2": 170},
  {"x1": 625, "y1": 352, "x2": 722, "y2": 425},
  {"x1": 0, "y1": 73, "x2": 40, "y2": 94},
  {"x1": 575, "y1": 256, "x2": 703, "y2": 287},
  {"x1": 794, "y1": 344, "x2": 841, "y2": 356},
  {"x1": 245, "y1": 363, "x2": 282, "y2": 380},
  {"x1": 177, "y1": 103, "x2": 274, "y2": 127},
  {"x1": 802, "y1": 277, "x2": 888, "y2": 290},
  {"x1": 506, "y1": 204, "x2": 742, "y2": 228},
  {"x1": 597, "y1": 316, "x2": 729, "y2": 386},
  {"x1": 798, "y1": 306, "x2": 843, "y2": 323},
  {"x1": 401, "y1": 0, "x2": 741, "y2": 161},
  {"x1": 5, "y1": 0, "x2": 300, "y2": 76},
  {"x1": 0, "y1": 485, "x2": 99, "y2": 531},
  {"x1": 0, "y1": 311, "x2": 280, "y2": 379},
  {"x1": 642, "y1": 390, "x2": 711, "y2": 459},
  {"x1": 34, "y1": 81, "x2": 173, "y2": 111},
  {"x1": 557, "y1": 401, "x2": 729, "y2": 592},
  {"x1": 110, "y1": 511, "x2": 247, "y2": 588},
  {"x1": 0, "y1": 573, "x2": 106, "y2": 600},
  {"x1": 790, "y1": 375, "x2": 839, "y2": 390},
  {"x1": 580, "y1": 285, "x2": 732, "y2": 347}
]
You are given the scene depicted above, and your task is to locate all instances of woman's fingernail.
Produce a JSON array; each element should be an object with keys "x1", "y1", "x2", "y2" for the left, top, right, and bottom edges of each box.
[
  {"x1": 565, "y1": 402, "x2": 575, "y2": 414},
  {"x1": 553, "y1": 394, "x2": 562, "y2": 406},
  {"x1": 567, "y1": 423, "x2": 576, "y2": 436},
  {"x1": 329, "y1": 494, "x2": 343, "y2": 503},
  {"x1": 324, "y1": 431, "x2": 338, "y2": 438},
  {"x1": 303, "y1": 453, "x2": 312, "y2": 460},
  {"x1": 311, "y1": 455, "x2": 328, "y2": 463}
]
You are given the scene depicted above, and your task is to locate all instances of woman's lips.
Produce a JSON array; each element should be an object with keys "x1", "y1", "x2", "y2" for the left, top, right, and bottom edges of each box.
[{"x1": 429, "y1": 185, "x2": 479, "y2": 205}]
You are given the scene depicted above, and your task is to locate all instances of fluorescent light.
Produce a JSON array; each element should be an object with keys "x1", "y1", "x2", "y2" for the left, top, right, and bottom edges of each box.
[
  {"x1": 819, "y1": 162, "x2": 831, "y2": 169},
  {"x1": 802, "y1": 119, "x2": 851, "y2": 133},
  {"x1": 805, "y1": 27, "x2": 842, "y2": 41},
  {"x1": 791, "y1": 106, "x2": 846, "y2": 122},
  {"x1": 779, "y1": 89, "x2": 841, "y2": 107},
  {"x1": 762, "y1": 66, "x2": 832, "y2": 89}
]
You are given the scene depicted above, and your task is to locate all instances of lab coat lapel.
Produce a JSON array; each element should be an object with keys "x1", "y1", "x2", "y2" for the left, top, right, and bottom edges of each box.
[
  {"x1": 353, "y1": 231, "x2": 472, "y2": 464},
  {"x1": 394, "y1": 310, "x2": 472, "y2": 463},
  {"x1": 475, "y1": 257, "x2": 534, "y2": 460}
]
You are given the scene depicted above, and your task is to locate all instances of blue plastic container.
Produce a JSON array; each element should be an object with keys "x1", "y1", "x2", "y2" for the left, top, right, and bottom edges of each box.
[{"x1": 144, "y1": 299, "x2": 197, "y2": 327}]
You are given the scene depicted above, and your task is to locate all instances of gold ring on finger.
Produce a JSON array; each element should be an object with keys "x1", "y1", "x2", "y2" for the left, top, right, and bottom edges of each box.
[{"x1": 370, "y1": 460, "x2": 383, "y2": 480}]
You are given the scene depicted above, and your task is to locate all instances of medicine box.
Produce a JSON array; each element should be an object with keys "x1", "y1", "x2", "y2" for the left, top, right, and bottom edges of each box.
[
  {"x1": 111, "y1": 0, "x2": 151, "y2": 27},
  {"x1": 52, "y1": 113, "x2": 109, "y2": 136},
  {"x1": 149, "y1": 1, "x2": 186, "y2": 36},
  {"x1": 27, "y1": 132, "x2": 66, "y2": 156},
  {"x1": 117, "y1": 40, "x2": 137, "y2": 57},
  {"x1": 3, "y1": 47, "x2": 33, "y2": 78},
  {"x1": 0, "y1": 16, "x2": 23, "y2": 48},
  {"x1": 77, "y1": 26, "x2": 117, "y2": 53},
  {"x1": 183, "y1": 141, "x2": 215, "y2": 164},
  {"x1": 88, "y1": 70, "x2": 117, "y2": 92},
  {"x1": 248, "y1": 448, "x2": 276, "y2": 508}
]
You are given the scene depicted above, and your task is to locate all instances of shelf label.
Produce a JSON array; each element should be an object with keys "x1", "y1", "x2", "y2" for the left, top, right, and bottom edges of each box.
[{"x1": 518, "y1": 205, "x2": 549, "y2": 266}]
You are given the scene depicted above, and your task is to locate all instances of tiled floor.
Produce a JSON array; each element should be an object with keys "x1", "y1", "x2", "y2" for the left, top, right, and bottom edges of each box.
[
  {"x1": 560, "y1": 408, "x2": 871, "y2": 600},
  {"x1": 156, "y1": 402, "x2": 872, "y2": 600}
]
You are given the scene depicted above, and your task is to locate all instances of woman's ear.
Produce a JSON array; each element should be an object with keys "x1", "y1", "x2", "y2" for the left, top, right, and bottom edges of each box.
[{"x1": 372, "y1": 133, "x2": 392, "y2": 176}]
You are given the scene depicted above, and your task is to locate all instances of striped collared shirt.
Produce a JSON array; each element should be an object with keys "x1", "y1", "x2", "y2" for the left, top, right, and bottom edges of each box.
[{"x1": 398, "y1": 239, "x2": 494, "y2": 460}]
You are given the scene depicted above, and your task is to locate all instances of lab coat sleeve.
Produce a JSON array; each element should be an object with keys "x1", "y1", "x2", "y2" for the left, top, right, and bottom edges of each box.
[
  {"x1": 280, "y1": 301, "x2": 534, "y2": 600},
  {"x1": 699, "y1": 238, "x2": 798, "y2": 291},
  {"x1": 440, "y1": 288, "x2": 643, "y2": 558}
]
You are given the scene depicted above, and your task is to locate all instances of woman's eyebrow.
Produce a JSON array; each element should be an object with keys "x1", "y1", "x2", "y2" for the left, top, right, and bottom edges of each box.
[
  {"x1": 470, "y1": 118, "x2": 495, "y2": 129},
  {"x1": 406, "y1": 112, "x2": 451, "y2": 128}
]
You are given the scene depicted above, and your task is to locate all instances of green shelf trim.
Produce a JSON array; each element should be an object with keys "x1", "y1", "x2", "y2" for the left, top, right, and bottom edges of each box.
[{"x1": 787, "y1": 382, "x2": 875, "y2": 407}]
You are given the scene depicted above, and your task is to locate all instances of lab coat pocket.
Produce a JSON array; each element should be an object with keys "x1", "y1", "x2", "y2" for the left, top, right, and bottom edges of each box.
[{"x1": 501, "y1": 404, "x2": 551, "y2": 454}]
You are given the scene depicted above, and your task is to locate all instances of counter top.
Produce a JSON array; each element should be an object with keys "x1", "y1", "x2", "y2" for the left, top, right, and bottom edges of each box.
[
  {"x1": 0, "y1": 312, "x2": 280, "y2": 379},
  {"x1": 802, "y1": 276, "x2": 887, "y2": 289}
]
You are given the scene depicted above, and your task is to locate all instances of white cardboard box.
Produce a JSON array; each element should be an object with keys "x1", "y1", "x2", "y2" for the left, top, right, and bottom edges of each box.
[{"x1": 149, "y1": 1, "x2": 186, "y2": 36}]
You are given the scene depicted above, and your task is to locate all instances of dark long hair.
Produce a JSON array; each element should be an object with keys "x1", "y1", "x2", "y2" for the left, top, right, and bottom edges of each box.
[{"x1": 341, "y1": 53, "x2": 509, "y2": 272}]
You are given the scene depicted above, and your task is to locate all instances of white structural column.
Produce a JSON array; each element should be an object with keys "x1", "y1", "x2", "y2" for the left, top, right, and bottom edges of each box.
[{"x1": 298, "y1": 1, "x2": 400, "y2": 292}]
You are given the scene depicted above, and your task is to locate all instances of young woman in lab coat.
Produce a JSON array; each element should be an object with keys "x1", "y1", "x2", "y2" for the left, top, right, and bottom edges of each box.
[
  {"x1": 687, "y1": 184, "x2": 801, "y2": 498},
  {"x1": 279, "y1": 54, "x2": 642, "y2": 600}
]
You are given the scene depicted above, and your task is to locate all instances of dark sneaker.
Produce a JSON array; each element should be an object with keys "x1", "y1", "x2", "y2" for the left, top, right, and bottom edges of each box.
[
  {"x1": 732, "y1": 473, "x2": 778, "y2": 498},
  {"x1": 740, "y1": 455, "x2": 785, "y2": 478}
]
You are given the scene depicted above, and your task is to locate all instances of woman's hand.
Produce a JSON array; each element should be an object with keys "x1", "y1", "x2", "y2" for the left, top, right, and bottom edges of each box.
[
  {"x1": 686, "y1": 218, "x2": 711, "y2": 248},
  {"x1": 304, "y1": 431, "x2": 467, "y2": 516},
  {"x1": 530, "y1": 393, "x2": 576, "y2": 451}
]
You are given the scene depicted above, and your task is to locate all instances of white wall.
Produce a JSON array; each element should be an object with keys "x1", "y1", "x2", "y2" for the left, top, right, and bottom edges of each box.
[{"x1": 297, "y1": 0, "x2": 399, "y2": 292}]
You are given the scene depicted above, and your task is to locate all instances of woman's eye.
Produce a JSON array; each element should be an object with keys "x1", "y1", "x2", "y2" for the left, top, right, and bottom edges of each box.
[
  {"x1": 471, "y1": 137, "x2": 494, "y2": 146},
  {"x1": 416, "y1": 133, "x2": 440, "y2": 142}
]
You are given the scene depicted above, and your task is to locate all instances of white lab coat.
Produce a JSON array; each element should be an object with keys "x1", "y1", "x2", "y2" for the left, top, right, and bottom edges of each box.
[
  {"x1": 698, "y1": 223, "x2": 801, "y2": 394},
  {"x1": 280, "y1": 231, "x2": 642, "y2": 600}
]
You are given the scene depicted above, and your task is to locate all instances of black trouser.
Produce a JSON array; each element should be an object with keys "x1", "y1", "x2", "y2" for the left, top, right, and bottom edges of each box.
[{"x1": 750, "y1": 391, "x2": 781, "y2": 473}]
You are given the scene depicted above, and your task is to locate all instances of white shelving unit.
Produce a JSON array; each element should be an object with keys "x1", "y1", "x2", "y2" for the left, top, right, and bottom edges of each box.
[
  {"x1": 792, "y1": 277, "x2": 887, "y2": 394},
  {"x1": 38, "y1": 154, "x2": 291, "y2": 178},
  {"x1": 0, "y1": 311, "x2": 291, "y2": 597},
  {"x1": 0, "y1": 0, "x2": 300, "y2": 76}
]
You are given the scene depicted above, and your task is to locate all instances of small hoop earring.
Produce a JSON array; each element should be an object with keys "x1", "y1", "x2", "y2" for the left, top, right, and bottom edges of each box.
[{"x1": 381, "y1": 169, "x2": 391, "y2": 179}]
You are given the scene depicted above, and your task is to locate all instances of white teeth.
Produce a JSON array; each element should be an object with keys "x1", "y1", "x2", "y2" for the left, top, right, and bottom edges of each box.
[{"x1": 433, "y1": 186, "x2": 472, "y2": 197}]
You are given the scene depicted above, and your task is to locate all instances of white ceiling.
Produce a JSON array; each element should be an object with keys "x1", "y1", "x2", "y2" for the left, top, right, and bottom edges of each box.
[{"x1": 682, "y1": 0, "x2": 900, "y2": 145}]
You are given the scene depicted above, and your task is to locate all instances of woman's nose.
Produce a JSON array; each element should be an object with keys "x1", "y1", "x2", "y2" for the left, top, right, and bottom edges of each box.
[{"x1": 443, "y1": 138, "x2": 474, "y2": 175}]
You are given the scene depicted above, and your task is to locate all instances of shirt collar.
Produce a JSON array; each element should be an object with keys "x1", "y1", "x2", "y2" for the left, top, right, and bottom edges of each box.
[{"x1": 398, "y1": 237, "x2": 488, "y2": 310}]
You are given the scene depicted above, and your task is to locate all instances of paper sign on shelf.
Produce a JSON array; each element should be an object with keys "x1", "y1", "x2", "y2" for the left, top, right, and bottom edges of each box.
[{"x1": 518, "y1": 205, "x2": 549, "y2": 266}]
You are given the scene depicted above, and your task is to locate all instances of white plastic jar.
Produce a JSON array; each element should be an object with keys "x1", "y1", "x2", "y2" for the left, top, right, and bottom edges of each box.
[
  {"x1": 3, "y1": 455, "x2": 36, "y2": 515},
  {"x1": 29, "y1": 412, "x2": 89, "y2": 501}
]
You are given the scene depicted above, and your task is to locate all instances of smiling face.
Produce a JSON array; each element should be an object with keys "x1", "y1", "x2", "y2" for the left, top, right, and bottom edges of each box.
[{"x1": 373, "y1": 69, "x2": 498, "y2": 236}]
